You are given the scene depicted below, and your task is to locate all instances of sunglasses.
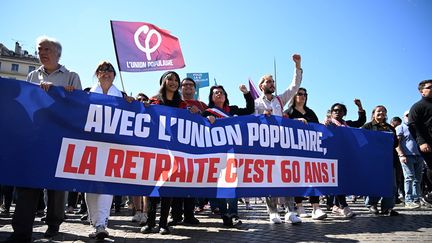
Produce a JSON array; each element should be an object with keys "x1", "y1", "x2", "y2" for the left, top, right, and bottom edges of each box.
[
  {"x1": 332, "y1": 109, "x2": 343, "y2": 113},
  {"x1": 213, "y1": 90, "x2": 225, "y2": 95},
  {"x1": 297, "y1": 93, "x2": 308, "y2": 97}
]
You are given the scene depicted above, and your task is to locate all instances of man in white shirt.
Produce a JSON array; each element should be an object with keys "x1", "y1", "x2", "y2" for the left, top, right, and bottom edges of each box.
[
  {"x1": 254, "y1": 54, "x2": 304, "y2": 224},
  {"x1": 254, "y1": 54, "x2": 302, "y2": 117}
]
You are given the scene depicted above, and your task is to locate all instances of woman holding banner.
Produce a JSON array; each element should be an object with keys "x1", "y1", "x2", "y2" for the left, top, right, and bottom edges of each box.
[
  {"x1": 140, "y1": 71, "x2": 188, "y2": 235},
  {"x1": 84, "y1": 61, "x2": 132, "y2": 240},
  {"x1": 284, "y1": 87, "x2": 328, "y2": 220},
  {"x1": 362, "y1": 105, "x2": 399, "y2": 216},
  {"x1": 202, "y1": 84, "x2": 254, "y2": 227},
  {"x1": 322, "y1": 99, "x2": 366, "y2": 218}
]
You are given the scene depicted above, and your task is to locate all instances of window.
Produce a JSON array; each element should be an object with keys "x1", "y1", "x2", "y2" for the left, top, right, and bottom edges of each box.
[
  {"x1": 11, "y1": 63, "x2": 19, "y2": 72},
  {"x1": 28, "y1": 66, "x2": 36, "y2": 73}
]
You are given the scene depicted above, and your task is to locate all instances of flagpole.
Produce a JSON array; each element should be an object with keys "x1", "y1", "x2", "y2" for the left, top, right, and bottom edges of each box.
[
  {"x1": 118, "y1": 72, "x2": 126, "y2": 93},
  {"x1": 274, "y1": 57, "x2": 277, "y2": 95},
  {"x1": 110, "y1": 20, "x2": 127, "y2": 93}
]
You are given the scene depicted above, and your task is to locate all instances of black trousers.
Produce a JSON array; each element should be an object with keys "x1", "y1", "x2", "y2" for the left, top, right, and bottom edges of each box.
[
  {"x1": 78, "y1": 193, "x2": 87, "y2": 212},
  {"x1": 147, "y1": 197, "x2": 171, "y2": 228},
  {"x1": 113, "y1": 195, "x2": 123, "y2": 211},
  {"x1": 0, "y1": 185, "x2": 14, "y2": 210},
  {"x1": 394, "y1": 161, "x2": 404, "y2": 197},
  {"x1": 421, "y1": 152, "x2": 432, "y2": 193},
  {"x1": 295, "y1": 196, "x2": 319, "y2": 204},
  {"x1": 11, "y1": 187, "x2": 64, "y2": 240},
  {"x1": 67, "y1": 191, "x2": 79, "y2": 208},
  {"x1": 36, "y1": 190, "x2": 45, "y2": 211},
  {"x1": 171, "y1": 197, "x2": 196, "y2": 221}
]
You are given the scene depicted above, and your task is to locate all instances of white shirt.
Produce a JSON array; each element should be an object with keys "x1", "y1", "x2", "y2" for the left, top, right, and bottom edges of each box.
[
  {"x1": 254, "y1": 68, "x2": 302, "y2": 116},
  {"x1": 90, "y1": 83, "x2": 123, "y2": 98}
]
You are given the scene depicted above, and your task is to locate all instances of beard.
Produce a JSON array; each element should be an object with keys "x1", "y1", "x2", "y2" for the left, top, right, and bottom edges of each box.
[{"x1": 263, "y1": 87, "x2": 274, "y2": 95}]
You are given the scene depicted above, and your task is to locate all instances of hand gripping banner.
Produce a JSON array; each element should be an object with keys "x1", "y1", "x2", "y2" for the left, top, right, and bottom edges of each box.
[
  {"x1": 0, "y1": 78, "x2": 394, "y2": 198},
  {"x1": 111, "y1": 20, "x2": 185, "y2": 72}
]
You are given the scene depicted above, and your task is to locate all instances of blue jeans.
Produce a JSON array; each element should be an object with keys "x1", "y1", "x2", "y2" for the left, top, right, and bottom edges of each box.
[
  {"x1": 401, "y1": 155, "x2": 423, "y2": 203},
  {"x1": 218, "y1": 198, "x2": 238, "y2": 217}
]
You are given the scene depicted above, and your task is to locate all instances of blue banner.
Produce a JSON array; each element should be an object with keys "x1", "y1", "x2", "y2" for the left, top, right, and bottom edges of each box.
[{"x1": 0, "y1": 78, "x2": 394, "y2": 198}]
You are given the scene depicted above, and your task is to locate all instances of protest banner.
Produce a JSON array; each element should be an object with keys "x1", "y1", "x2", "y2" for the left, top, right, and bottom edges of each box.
[{"x1": 0, "y1": 78, "x2": 394, "y2": 198}]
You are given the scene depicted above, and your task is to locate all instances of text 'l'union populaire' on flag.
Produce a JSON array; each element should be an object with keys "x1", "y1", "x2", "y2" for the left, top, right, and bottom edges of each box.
[{"x1": 111, "y1": 20, "x2": 185, "y2": 72}]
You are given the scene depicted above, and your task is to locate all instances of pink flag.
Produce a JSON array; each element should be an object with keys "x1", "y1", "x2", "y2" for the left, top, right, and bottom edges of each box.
[
  {"x1": 111, "y1": 20, "x2": 185, "y2": 72},
  {"x1": 248, "y1": 78, "x2": 261, "y2": 99}
]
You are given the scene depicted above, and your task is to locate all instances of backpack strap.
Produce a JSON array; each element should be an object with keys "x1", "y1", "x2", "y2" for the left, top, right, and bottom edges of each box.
[{"x1": 276, "y1": 96, "x2": 284, "y2": 114}]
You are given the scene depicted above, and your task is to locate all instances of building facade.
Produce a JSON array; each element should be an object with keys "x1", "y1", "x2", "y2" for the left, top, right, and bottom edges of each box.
[{"x1": 0, "y1": 42, "x2": 41, "y2": 80}]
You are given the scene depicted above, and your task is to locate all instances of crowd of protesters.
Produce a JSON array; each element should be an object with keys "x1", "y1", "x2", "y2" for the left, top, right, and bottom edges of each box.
[{"x1": 1, "y1": 36, "x2": 432, "y2": 242}]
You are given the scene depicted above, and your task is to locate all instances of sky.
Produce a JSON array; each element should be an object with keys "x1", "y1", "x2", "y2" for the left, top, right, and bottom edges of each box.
[{"x1": 1, "y1": 0, "x2": 431, "y2": 122}]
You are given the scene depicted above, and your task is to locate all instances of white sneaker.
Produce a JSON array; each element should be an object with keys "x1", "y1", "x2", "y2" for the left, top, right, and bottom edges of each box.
[
  {"x1": 296, "y1": 206, "x2": 310, "y2": 218},
  {"x1": 286, "y1": 212, "x2": 302, "y2": 224},
  {"x1": 269, "y1": 213, "x2": 282, "y2": 224},
  {"x1": 405, "y1": 202, "x2": 421, "y2": 209},
  {"x1": 139, "y1": 214, "x2": 148, "y2": 226},
  {"x1": 312, "y1": 208, "x2": 327, "y2": 220},
  {"x1": 332, "y1": 205, "x2": 344, "y2": 216},
  {"x1": 89, "y1": 225, "x2": 109, "y2": 240}
]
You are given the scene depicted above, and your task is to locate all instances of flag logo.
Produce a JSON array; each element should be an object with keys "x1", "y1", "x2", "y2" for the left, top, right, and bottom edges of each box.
[{"x1": 134, "y1": 25, "x2": 162, "y2": 61}]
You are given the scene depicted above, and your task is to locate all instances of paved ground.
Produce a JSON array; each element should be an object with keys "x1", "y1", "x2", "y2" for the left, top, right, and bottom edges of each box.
[{"x1": 1, "y1": 198, "x2": 432, "y2": 242}]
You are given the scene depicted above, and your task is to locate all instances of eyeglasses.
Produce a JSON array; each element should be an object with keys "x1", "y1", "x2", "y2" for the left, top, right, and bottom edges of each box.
[
  {"x1": 424, "y1": 85, "x2": 432, "y2": 90},
  {"x1": 297, "y1": 93, "x2": 307, "y2": 97},
  {"x1": 98, "y1": 70, "x2": 114, "y2": 74},
  {"x1": 213, "y1": 90, "x2": 225, "y2": 95},
  {"x1": 182, "y1": 83, "x2": 195, "y2": 87},
  {"x1": 98, "y1": 66, "x2": 115, "y2": 73},
  {"x1": 332, "y1": 109, "x2": 342, "y2": 113}
]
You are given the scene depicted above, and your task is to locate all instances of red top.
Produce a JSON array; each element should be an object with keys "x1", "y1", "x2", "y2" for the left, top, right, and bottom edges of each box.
[{"x1": 183, "y1": 99, "x2": 208, "y2": 112}]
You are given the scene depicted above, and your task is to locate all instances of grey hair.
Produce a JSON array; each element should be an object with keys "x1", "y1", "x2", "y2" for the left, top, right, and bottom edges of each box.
[{"x1": 36, "y1": 35, "x2": 62, "y2": 58}]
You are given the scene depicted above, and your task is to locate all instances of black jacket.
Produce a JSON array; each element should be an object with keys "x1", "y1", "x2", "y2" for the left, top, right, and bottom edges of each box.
[{"x1": 408, "y1": 97, "x2": 432, "y2": 146}]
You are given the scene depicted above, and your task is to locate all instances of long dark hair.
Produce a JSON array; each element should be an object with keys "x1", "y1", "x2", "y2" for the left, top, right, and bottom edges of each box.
[
  {"x1": 156, "y1": 71, "x2": 182, "y2": 105},
  {"x1": 292, "y1": 87, "x2": 308, "y2": 108},
  {"x1": 371, "y1": 105, "x2": 388, "y2": 122},
  {"x1": 208, "y1": 85, "x2": 230, "y2": 108}
]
